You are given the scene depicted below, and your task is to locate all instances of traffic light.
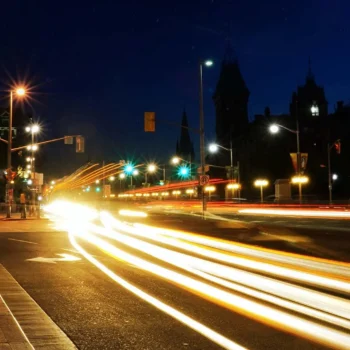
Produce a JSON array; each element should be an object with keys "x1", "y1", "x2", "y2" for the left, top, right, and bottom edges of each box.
[
  {"x1": 76, "y1": 136, "x2": 85, "y2": 153},
  {"x1": 334, "y1": 140, "x2": 341, "y2": 154},
  {"x1": 144, "y1": 112, "x2": 155, "y2": 132}
]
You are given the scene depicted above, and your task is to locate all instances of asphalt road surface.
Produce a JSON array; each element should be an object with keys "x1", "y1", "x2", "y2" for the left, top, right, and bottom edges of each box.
[{"x1": 0, "y1": 202, "x2": 349, "y2": 350}]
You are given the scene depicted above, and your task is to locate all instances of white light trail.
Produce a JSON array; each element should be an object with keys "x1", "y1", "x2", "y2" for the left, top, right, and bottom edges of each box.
[
  {"x1": 68, "y1": 232, "x2": 246, "y2": 350},
  {"x1": 98, "y1": 214, "x2": 350, "y2": 329},
  {"x1": 45, "y1": 201, "x2": 350, "y2": 350},
  {"x1": 69, "y1": 227, "x2": 350, "y2": 350}
]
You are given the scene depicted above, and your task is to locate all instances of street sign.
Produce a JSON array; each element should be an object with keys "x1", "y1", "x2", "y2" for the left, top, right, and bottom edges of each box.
[
  {"x1": 197, "y1": 165, "x2": 209, "y2": 174},
  {"x1": 199, "y1": 175, "x2": 210, "y2": 186}
]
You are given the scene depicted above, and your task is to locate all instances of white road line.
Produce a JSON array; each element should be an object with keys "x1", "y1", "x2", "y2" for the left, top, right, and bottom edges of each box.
[{"x1": 8, "y1": 238, "x2": 38, "y2": 245}]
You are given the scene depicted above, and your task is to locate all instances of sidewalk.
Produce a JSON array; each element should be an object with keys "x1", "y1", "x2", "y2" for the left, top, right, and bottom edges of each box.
[
  {"x1": 0, "y1": 295, "x2": 33, "y2": 349},
  {"x1": 0, "y1": 265, "x2": 76, "y2": 349},
  {"x1": 1, "y1": 213, "x2": 48, "y2": 221}
]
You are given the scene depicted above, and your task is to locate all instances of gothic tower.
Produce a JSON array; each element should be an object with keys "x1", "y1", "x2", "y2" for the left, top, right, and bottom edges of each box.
[
  {"x1": 213, "y1": 47, "x2": 250, "y2": 148},
  {"x1": 175, "y1": 110, "x2": 195, "y2": 162},
  {"x1": 290, "y1": 58, "x2": 328, "y2": 122}
]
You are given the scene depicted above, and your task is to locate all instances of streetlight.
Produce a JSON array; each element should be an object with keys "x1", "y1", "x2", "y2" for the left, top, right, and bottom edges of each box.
[
  {"x1": 269, "y1": 122, "x2": 301, "y2": 203},
  {"x1": 254, "y1": 179, "x2": 268, "y2": 203},
  {"x1": 171, "y1": 156, "x2": 180, "y2": 165},
  {"x1": 208, "y1": 142, "x2": 234, "y2": 180},
  {"x1": 204, "y1": 185, "x2": 216, "y2": 201},
  {"x1": 172, "y1": 190, "x2": 181, "y2": 199},
  {"x1": 291, "y1": 176, "x2": 309, "y2": 204},
  {"x1": 145, "y1": 163, "x2": 156, "y2": 185},
  {"x1": 227, "y1": 183, "x2": 241, "y2": 201},
  {"x1": 109, "y1": 176, "x2": 115, "y2": 181},
  {"x1": 118, "y1": 172, "x2": 126, "y2": 192},
  {"x1": 6, "y1": 86, "x2": 27, "y2": 217},
  {"x1": 199, "y1": 59, "x2": 213, "y2": 216},
  {"x1": 332, "y1": 174, "x2": 338, "y2": 181},
  {"x1": 186, "y1": 188, "x2": 194, "y2": 199},
  {"x1": 26, "y1": 122, "x2": 40, "y2": 217}
]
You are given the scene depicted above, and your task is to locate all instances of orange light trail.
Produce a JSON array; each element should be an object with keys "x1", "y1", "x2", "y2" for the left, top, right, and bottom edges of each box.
[{"x1": 45, "y1": 201, "x2": 350, "y2": 350}]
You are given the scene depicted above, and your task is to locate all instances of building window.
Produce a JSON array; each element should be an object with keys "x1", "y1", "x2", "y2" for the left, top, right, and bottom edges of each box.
[{"x1": 311, "y1": 102, "x2": 319, "y2": 116}]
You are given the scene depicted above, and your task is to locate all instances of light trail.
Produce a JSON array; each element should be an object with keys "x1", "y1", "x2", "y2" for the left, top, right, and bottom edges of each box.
[
  {"x1": 68, "y1": 232, "x2": 246, "y2": 350},
  {"x1": 45, "y1": 201, "x2": 350, "y2": 349},
  {"x1": 238, "y1": 208, "x2": 350, "y2": 218},
  {"x1": 98, "y1": 214, "x2": 350, "y2": 329},
  {"x1": 130, "y1": 222, "x2": 350, "y2": 280},
  {"x1": 69, "y1": 227, "x2": 350, "y2": 350}
]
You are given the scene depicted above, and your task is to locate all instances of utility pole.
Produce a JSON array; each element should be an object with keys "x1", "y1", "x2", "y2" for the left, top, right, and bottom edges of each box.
[
  {"x1": 327, "y1": 143, "x2": 332, "y2": 205},
  {"x1": 6, "y1": 91, "x2": 13, "y2": 218},
  {"x1": 199, "y1": 61, "x2": 206, "y2": 217}
]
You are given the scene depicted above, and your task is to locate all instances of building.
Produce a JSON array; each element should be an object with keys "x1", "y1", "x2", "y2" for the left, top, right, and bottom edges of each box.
[{"x1": 175, "y1": 109, "x2": 195, "y2": 163}]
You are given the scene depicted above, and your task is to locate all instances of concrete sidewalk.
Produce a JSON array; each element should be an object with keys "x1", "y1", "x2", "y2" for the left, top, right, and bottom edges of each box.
[
  {"x1": 0, "y1": 295, "x2": 33, "y2": 349},
  {"x1": 0, "y1": 265, "x2": 76, "y2": 349}
]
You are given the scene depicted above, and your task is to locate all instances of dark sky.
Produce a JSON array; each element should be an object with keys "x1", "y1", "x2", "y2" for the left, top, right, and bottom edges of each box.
[{"x1": 2, "y1": 0, "x2": 350, "y2": 173}]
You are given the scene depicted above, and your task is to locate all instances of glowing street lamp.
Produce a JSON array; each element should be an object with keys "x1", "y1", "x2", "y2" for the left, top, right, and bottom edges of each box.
[
  {"x1": 147, "y1": 164, "x2": 156, "y2": 173},
  {"x1": 171, "y1": 156, "x2": 180, "y2": 165},
  {"x1": 332, "y1": 174, "x2": 338, "y2": 181},
  {"x1": 119, "y1": 173, "x2": 126, "y2": 179},
  {"x1": 208, "y1": 143, "x2": 219, "y2": 153},
  {"x1": 291, "y1": 176, "x2": 309, "y2": 204},
  {"x1": 291, "y1": 176, "x2": 309, "y2": 185},
  {"x1": 186, "y1": 188, "x2": 194, "y2": 199},
  {"x1": 204, "y1": 185, "x2": 216, "y2": 201},
  {"x1": 145, "y1": 163, "x2": 157, "y2": 185},
  {"x1": 109, "y1": 176, "x2": 115, "y2": 181},
  {"x1": 5, "y1": 86, "x2": 27, "y2": 217},
  {"x1": 227, "y1": 183, "x2": 241, "y2": 200},
  {"x1": 95, "y1": 179, "x2": 100, "y2": 184},
  {"x1": 172, "y1": 190, "x2": 181, "y2": 199},
  {"x1": 254, "y1": 179, "x2": 268, "y2": 203},
  {"x1": 133, "y1": 169, "x2": 139, "y2": 176},
  {"x1": 269, "y1": 122, "x2": 302, "y2": 203}
]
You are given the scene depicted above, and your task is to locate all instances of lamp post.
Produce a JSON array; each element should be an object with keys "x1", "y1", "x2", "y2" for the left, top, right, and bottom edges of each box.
[
  {"x1": 26, "y1": 123, "x2": 40, "y2": 217},
  {"x1": 254, "y1": 179, "x2": 268, "y2": 203},
  {"x1": 5, "y1": 87, "x2": 26, "y2": 218},
  {"x1": 327, "y1": 139, "x2": 341, "y2": 205},
  {"x1": 119, "y1": 172, "x2": 126, "y2": 192},
  {"x1": 199, "y1": 59, "x2": 213, "y2": 217},
  {"x1": 269, "y1": 122, "x2": 301, "y2": 203},
  {"x1": 291, "y1": 176, "x2": 309, "y2": 203},
  {"x1": 204, "y1": 185, "x2": 216, "y2": 201},
  {"x1": 208, "y1": 143, "x2": 233, "y2": 177},
  {"x1": 145, "y1": 163, "x2": 156, "y2": 186},
  {"x1": 131, "y1": 169, "x2": 139, "y2": 187},
  {"x1": 227, "y1": 183, "x2": 241, "y2": 201}
]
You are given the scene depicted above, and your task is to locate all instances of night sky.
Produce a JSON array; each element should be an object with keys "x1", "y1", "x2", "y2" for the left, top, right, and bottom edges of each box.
[{"x1": 2, "y1": 0, "x2": 350, "y2": 174}]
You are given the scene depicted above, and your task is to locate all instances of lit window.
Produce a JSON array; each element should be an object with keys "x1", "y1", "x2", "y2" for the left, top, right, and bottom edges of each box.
[{"x1": 311, "y1": 103, "x2": 319, "y2": 116}]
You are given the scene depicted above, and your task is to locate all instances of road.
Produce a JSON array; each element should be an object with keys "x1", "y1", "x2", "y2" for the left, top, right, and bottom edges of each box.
[{"x1": 0, "y1": 201, "x2": 349, "y2": 350}]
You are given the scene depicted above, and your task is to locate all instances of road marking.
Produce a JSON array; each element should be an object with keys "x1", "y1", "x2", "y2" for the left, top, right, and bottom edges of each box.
[
  {"x1": 8, "y1": 238, "x2": 38, "y2": 245},
  {"x1": 26, "y1": 253, "x2": 81, "y2": 264}
]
